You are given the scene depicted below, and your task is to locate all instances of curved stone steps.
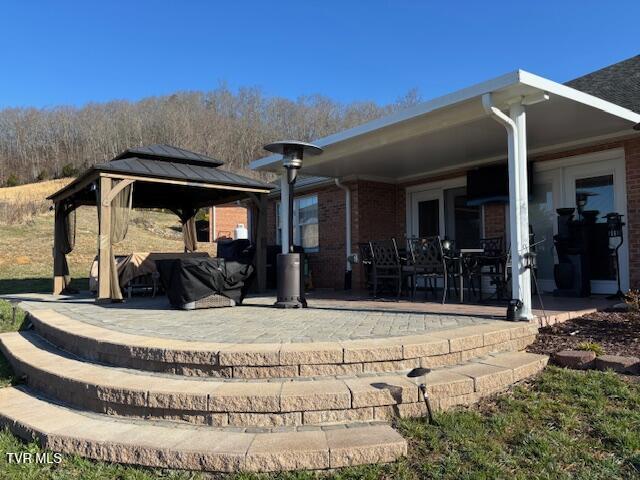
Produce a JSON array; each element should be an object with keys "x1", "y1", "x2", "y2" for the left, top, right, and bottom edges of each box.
[
  {"x1": 0, "y1": 387, "x2": 407, "y2": 472},
  {"x1": 28, "y1": 309, "x2": 538, "y2": 378},
  {"x1": 0, "y1": 331, "x2": 548, "y2": 427}
]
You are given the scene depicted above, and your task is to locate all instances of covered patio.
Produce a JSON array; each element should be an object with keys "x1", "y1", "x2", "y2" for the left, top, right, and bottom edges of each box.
[{"x1": 252, "y1": 70, "x2": 640, "y2": 320}]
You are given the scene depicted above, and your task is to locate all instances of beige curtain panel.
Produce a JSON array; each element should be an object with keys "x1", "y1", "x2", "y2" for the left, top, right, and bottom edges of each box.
[
  {"x1": 183, "y1": 215, "x2": 198, "y2": 253},
  {"x1": 53, "y1": 200, "x2": 76, "y2": 291},
  {"x1": 172, "y1": 208, "x2": 198, "y2": 253},
  {"x1": 108, "y1": 180, "x2": 134, "y2": 301}
]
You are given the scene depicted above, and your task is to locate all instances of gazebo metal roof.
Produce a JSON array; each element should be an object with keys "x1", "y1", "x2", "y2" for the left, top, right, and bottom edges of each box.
[
  {"x1": 113, "y1": 144, "x2": 226, "y2": 167},
  {"x1": 49, "y1": 144, "x2": 273, "y2": 208}
]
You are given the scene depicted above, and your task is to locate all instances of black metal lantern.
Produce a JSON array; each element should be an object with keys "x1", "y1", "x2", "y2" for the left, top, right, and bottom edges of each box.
[{"x1": 264, "y1": 140, "x2": 323, "y2": 308}]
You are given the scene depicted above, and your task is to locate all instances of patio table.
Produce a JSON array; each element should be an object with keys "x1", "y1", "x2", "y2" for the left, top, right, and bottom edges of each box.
[{"x1": 456, "y1": 248, "x2": 484, "y2": 303}]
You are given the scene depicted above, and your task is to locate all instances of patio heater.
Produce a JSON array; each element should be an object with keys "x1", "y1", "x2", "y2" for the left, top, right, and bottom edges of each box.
[
  {"x1": 605, "y1": 212, "x2": 627, "y2": 300},
  {"x1": 264, "y1": 140, "x2": 323, "y2": 308}
]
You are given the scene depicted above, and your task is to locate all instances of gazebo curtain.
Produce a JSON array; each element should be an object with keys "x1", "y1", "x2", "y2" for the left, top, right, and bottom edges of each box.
[
  {"x1": 53, "y1": 199, "x2": 76, "y2": 291},
  {"x1": 173, "y1": 208, "x2": 198, "y2": 253},
  {"x1": 97, "y1": 179, "x2": 134, "y2": 301},
  {"x1": 109, "y1": 181, "x2": 134, "y2": 300}
]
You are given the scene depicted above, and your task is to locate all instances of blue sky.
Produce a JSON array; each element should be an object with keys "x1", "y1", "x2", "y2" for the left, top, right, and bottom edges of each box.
[{"x1": 0, "y1": 1, "x2": 638, "y2": 109}]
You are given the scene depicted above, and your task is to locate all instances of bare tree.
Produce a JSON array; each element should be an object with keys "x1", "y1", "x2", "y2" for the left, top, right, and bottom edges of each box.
[{"x1": 0, "y1": 85, "x2": 421, "y2": 185}]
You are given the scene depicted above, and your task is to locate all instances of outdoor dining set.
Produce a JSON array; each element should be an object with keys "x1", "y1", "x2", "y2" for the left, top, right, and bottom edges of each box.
[{"x1": 359, "y1": 236, "x2": 515, "y2": 304}]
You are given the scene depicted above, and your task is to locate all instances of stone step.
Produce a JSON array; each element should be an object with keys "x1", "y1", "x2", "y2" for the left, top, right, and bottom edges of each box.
[
  {"x1": 0, "y1": 331, "x2": 548, "y2": 428},
  {"x1": 28, "y1": 308, "x2": 538, "y2": 378},
  {"x1": 0, "y1": 386, "x2": 407, "y2": 472}
]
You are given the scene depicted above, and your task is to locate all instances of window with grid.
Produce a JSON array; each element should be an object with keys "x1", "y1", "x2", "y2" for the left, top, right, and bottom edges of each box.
[{"x1": 276, "y1": 194, "x2": 319, "y2": 252}]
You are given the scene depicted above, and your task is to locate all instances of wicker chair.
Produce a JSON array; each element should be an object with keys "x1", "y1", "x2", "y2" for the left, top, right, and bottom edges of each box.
[
  {"x1": 369, "y1": 239, "x2": 402, "y2": 299},
  {"x1": 405, "y1": 236, "x2": 448, "y2": 304}
]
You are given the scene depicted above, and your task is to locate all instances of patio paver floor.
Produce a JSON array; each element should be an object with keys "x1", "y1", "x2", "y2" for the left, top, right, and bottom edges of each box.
[{"x1": 9, "y1": 293, "x2": 497, "y2": 343}]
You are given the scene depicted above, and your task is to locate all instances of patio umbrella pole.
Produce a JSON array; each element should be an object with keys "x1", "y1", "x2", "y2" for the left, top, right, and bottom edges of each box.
[{"x1": 264, "y1": 141, "x2": 323, "y2": 309}]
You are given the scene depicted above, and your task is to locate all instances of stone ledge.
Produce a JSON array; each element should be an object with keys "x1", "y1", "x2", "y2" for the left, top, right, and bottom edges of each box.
[
  {"x1": 594, "y1": 354, "x2": 640, "y2": 374},
  {"x1": 553, "y1": 350, "x2": 596, "y2": 370},
  {"x1": 0, "y1": 387, "x2": 407, "y2": 473},
  {"x1": 0, "y1": 331, "x2": 548, "y2": 428}
]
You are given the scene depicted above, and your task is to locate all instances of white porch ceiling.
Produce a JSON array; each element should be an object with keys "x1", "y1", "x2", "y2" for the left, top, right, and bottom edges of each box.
[{"x1": 251, "y1": 70, "x2": 640, "y2": 182}]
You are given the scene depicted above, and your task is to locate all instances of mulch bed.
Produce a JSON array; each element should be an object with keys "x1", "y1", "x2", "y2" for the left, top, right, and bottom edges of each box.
[{"x1": 528, "y1": 310, "x2": 640, "y2": 358}]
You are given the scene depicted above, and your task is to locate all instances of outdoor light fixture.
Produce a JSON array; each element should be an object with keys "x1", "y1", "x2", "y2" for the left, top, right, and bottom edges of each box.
[
  {"x1": 264, "y1": 140, "x2": 323, "y2": 308},
  {"x1": 407, "y1": 367, "x2": 437, "y2": 425}
]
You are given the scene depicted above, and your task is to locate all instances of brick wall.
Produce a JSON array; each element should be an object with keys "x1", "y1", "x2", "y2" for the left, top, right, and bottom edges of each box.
[
  {"x1": 266, "y1": 180, "x2": 406, "y2": 289},
  {"x1": 483, "y1": 203, "x2": 506, "y2": 238},
  {"x1": 624, "y1": 137, "x2": 640, "y2": 288},
  {"x1": 351, "y1": 181, "x2": 405, "y2": 288},
  {"x1": 213, "y1": 205, "x2": 247, "y2": 240}
]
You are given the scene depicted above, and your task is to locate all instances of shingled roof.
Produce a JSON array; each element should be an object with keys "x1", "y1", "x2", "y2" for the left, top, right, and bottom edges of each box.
[{"x1": 565, "y1": 55, "x2": 640, "y2": 113}]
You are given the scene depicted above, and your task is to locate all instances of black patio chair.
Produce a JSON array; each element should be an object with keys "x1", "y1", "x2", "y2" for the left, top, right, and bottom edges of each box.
[
  {"x1": 405, "y1": 236, "x2": 448, "y2": 304},
  {"x1": 369, "y1": 239, "x2": 402, "y2": 299},
  {"x1": 467, "y1": 236, "x2": 508, "y2": 301},
  {"x1": 358, "y1": 242, "x2": 374, "y2": 291}
]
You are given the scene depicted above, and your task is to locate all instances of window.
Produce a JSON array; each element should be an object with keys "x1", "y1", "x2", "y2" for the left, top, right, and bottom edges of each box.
[
  {"x1": 276, "y1": 195, "x2": 319, "y2": 252},
  {"x1": 575, "y1": 175, "x2": 614, "y2": 223}
]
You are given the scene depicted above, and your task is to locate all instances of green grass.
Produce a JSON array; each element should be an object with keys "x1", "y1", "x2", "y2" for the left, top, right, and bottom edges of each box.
[
  {"x1": 0, "y1": 302, "x2": 638, "y2": 478},
  {"x1": 0, "y1": 300, "x2": 26, "y2": 387}
]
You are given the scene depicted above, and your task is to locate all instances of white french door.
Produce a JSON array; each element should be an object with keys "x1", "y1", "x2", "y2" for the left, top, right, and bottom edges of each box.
[
  {"x1": 528, "y1": 170, "x2": 562, "y2": 293},
  {"x1": 530, "y1": 151, "x2": 628, "y2": 294}
]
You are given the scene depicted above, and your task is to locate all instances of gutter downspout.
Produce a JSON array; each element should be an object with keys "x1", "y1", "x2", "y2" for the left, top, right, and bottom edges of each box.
[
  {"x1": 481, "y1": 93, "x2": 533, "y2": 320},
  {"x1": 335, "y1": 178, "x2": 352, "y2": 290}
]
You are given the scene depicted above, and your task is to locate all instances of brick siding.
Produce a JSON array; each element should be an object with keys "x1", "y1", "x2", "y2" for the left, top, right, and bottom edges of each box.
[
  {"x1": 213, "y1": 205, "x2": 247, "y2": 240},
  {"x1": 624, "y1": 137, "x2": 640, "y2": 288},
  {"x1": 483, "y1": 203, "x2": 506, "y2": 239},
  {"x1": 267, "y1": 181, "x2": 406, "y2": 289}
]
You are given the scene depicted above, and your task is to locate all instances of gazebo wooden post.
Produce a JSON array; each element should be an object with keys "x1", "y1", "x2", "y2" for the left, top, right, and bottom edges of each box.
[
  {"x1": 52, "y1": 201, "x2": 65, "y2": 295},
  {"x1": 255, "y1": 194, "x2": 268, "y2": 293},
  {"x1": 209, "y1": 206, "x2": 215, "y2": 243},
  {"x1": 97, "y1": 175, "x2": 112, "y2": 302}
]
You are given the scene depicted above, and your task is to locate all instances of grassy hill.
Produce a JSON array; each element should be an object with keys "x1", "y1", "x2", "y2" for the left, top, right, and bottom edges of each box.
[{"x1": 0, "y1": 180, "x2": 215, "y2": 294}]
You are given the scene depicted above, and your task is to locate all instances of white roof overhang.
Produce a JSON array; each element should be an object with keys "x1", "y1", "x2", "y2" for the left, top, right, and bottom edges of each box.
[{"x1": 250, "y1": 70, "x2": 640, "y2": 182}]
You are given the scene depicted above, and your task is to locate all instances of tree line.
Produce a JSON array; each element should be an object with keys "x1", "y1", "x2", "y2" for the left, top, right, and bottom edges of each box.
[{"x1": 0, "y1": 85, "x2": 421, "y2": 186}]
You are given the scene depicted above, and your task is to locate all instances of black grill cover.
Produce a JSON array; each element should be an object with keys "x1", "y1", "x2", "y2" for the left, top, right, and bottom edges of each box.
[
  {"x1": 156, "y1": 255, "x2": 254, "y2": 306},
  {"x1": 217, "y1": 239, "x2": 253, "y2": 262}
]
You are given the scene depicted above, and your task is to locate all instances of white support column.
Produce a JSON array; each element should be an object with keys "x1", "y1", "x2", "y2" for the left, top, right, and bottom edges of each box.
[
  {"x1": 280, "y1": 175, "x2": 290, "y2": 254},
  {"x1": 483, "y1": 93, "x2": 534, "y2": 320},
  {"x1": 509, "y1": 102, "x2": 533, "y2": 319}
]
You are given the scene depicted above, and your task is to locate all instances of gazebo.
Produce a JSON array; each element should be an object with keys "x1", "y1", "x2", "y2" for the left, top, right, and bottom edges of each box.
[{"x1": 47, "y1": 144, "x2": 273, "y2": 302}]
